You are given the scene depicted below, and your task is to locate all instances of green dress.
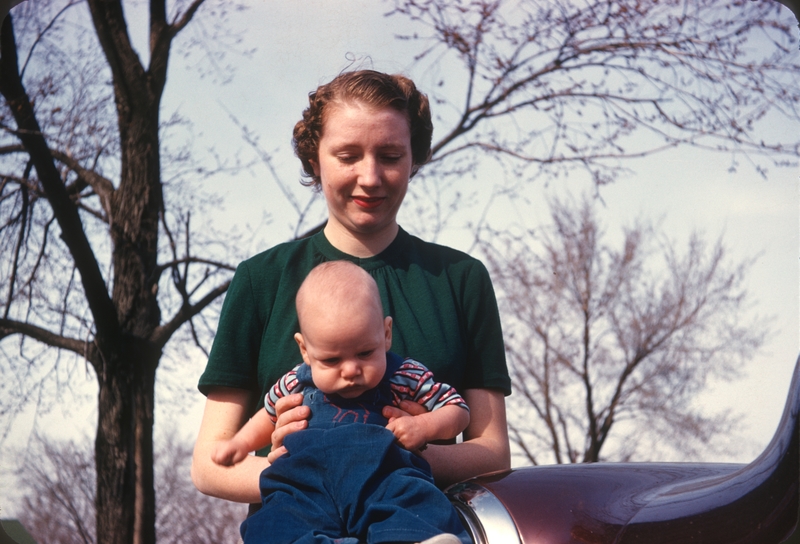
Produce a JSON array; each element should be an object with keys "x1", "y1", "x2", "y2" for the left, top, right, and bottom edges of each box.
[{"x1": 198, "y1": 228, "x2": 510, "y2": 411}]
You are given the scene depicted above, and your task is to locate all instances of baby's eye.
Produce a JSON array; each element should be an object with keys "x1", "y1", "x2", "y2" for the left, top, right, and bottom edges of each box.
[
  {"x1": 357, "y1": 350, "x2": 375, "y2": 358},
  {"x1": 322, "y1": 358, "x2": 341, "y2": 366}
]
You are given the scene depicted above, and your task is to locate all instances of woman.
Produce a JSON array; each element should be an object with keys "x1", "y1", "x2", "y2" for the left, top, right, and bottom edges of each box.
[{"x1": 191, "y1": 70, "x2": 511, "y2": 506}]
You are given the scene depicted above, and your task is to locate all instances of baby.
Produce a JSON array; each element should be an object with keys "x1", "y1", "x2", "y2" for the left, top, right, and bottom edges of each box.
[{"x1": 212, "y1": 260, "x2": 471, "y2": 544}]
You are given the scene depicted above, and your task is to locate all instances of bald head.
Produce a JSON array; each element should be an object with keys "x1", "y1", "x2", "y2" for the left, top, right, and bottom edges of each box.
[
  {"x1": 294, "y1": 261, "x2": 392, "y2": 396},
  {"x1": 296, "y1": 261, "x2": 384, "y2": 331}
]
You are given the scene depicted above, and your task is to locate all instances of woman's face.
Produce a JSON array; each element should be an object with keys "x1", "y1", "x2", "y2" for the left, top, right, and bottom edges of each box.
[{"x1": 311, "y1": 102, "x2": 413, "y2": 241}]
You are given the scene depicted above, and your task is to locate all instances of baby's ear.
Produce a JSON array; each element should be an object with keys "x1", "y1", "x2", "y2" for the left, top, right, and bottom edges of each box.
[
  {"x1": 384, "y1": 316, "x2": 393, "y2": 351},
  {"x1": 294, "y1": 332, "x2": 309, "y2": 361}
]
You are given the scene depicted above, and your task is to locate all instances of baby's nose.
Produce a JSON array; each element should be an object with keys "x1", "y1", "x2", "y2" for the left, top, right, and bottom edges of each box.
[{"x1": 340, "y1": 361, "x2": 362, "y2": 378}]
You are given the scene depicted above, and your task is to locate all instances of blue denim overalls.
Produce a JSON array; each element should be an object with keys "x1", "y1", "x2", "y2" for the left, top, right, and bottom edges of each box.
[{"x1": 240, "y1": 352, "x2": 470, "y2": 544}]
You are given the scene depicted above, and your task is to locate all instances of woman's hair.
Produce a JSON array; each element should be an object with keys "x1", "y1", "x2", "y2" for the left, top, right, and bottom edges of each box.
[{"x1": 292, "y1": 70, "x2": 433, "y2": 188}]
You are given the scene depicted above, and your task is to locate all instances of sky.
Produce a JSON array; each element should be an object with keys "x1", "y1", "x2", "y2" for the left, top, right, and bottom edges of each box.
[
  {"x1": 1, "y1": 0, "x2": 798, "y2": 516},
  {"x1": 168, "y1": 0, "x2": 799, "y2": 459}
]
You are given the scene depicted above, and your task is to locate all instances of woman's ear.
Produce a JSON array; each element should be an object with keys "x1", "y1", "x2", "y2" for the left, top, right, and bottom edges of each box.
[
  {"x1": 309, "y1": 158, "x2": 320, "y2": 178},
  {"x1": 384, "y1": 316, "x2": 393, "y2": 351}
]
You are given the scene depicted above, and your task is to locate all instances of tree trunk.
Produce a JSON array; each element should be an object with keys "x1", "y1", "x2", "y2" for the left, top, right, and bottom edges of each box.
[
  {"x1": 96, "y1": 91, "x2": 162, "y2": 544},
  {"x1": 4, "y1": 4, "x2": 220, "y2": 542},
  {"x1": 133, "y1": 348, "x2": 157, "y2": 544},
  {"x1": 93, "y1": 21, "x2": 165, "y2": 528},
  {"x1": 95, "y1": 339, "x2": 158, "y2": 544},
  {"x1": 95, "y1": 352, "x2": 137, "y2": 544}
]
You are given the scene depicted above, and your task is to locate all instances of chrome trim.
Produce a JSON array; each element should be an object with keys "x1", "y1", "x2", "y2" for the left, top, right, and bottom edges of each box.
[{"x1": 447, "y1": 481, "x2": 522, "y2": 544}]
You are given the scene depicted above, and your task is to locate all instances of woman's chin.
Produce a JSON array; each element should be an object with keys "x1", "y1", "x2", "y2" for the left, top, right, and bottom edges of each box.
[{"x1": 344, "y1": 216, "x2": 398, "y2": 236}]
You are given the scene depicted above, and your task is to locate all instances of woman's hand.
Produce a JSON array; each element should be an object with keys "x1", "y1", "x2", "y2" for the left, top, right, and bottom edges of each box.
[
  {"x1": 385, "y1": 389, "x2": 510, "y2": 488},
  {"x1": 383, "y1": 400, "x2": 429, "y2": 451},
  {"x1": 266, "y1": 393, "x2": 310, "y2": 463},
  {"x1": 386, "y1": 403, "x2": 470, "y2": 452},
  {"x1": 382, "y1": 399, "x2": 428, "y2": 421}
]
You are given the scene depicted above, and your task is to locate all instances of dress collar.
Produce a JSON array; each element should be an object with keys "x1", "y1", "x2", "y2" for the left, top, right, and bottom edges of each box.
[{"x1": 311, "y1": 227, "x2": 411, "y2": 271}]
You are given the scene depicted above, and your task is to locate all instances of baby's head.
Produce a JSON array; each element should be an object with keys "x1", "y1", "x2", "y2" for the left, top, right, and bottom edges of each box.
[{"x1": 294, "y1": 261, "x2": 392, "y2": 398}]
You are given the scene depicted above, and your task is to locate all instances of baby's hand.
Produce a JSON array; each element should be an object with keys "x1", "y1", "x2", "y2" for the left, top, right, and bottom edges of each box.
[
  {"x1": 211, "y1": 440, "x2": 248, "y2": 467},
  {"x1": 386, "y1": 415, "x2": 429, "y2": 452}
]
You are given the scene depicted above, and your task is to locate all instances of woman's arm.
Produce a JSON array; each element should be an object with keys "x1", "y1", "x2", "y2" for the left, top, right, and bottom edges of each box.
[
  {"x1": 191, "y1": 387, "x2": 270, "y2": 503},
  {"x1": 192, "y1": 387, "x2": 310, "y2": 502},
  {"x1": 386, "y1": 388, "x2": 510, "y2": 488},
  {"x1": 211, "y1": 408, "x2": 276, "y2": 467}
]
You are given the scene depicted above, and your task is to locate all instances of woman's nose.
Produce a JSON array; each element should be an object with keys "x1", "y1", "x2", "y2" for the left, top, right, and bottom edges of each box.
[{"x1": 357, "y1": 156, "x2": 381, "y2": 187}]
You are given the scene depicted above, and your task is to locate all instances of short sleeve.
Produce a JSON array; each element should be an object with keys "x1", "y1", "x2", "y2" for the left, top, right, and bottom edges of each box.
[
  {"x1": 391, "y1": 358, "x2": 470, "y2": 411},
  {"x1": 198, "y1": 261, "x2": 265, "y2": 396},
  {"x1": 460, "y1": 259, "x2": 511, "y2": 395},
  {"x1": 264, "y1": 366, "x2": 303, "y2": 422}
]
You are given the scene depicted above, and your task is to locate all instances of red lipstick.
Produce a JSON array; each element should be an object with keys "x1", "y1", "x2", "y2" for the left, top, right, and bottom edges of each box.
[{"x1": 352, "y1": 196, "x2": 385, "y2": 209}]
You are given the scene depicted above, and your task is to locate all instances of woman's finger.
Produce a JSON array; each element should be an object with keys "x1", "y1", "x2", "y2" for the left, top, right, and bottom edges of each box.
[
  {"x1": 382, "y1": 400, "x2": 428, "y2": 422},
  {"x1": 274, "y1": 393, "x2": 304, "y2": 421},
  {"x1": 398, "y1": 399, "x2": 428, "y2": 415},
  {"x1": 382, "y1": 405, "x2": 410, "y2": 421},
  {"x1": 266, "y1": 445, "x2": 288, "y2": 464},
  {"x1": 271, "y1": 394, "x2": 309, "y2": 450},
  {"x1": 271, "y1": 416, "x2": 308, "y2": 448}
]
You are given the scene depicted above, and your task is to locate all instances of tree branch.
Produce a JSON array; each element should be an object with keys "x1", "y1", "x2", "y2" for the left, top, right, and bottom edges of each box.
[
  {"x1": 86, "y1": 0, "x2": 146, "y2": 110},
  {"x1": 0, "y1": 317, "x2": 91, "y2": 358},
  {"x1": 149, "y1": 0, "x2": 206, "y2": 100},
  {"x1": 150, "y1": 279, "x2": 230, "y2": 349},
  {"x1": 0, "y1": 14, "x2": 119, "y2": 342},
  {"x1": 170, "y1": 0, "x2": 206, "y2": 34},
  {"x1": 50, "y1": 149, "x2": 115, "y2": 216},
  {"x1": 152, "y1": 257, "x2": 236, "y2": 283},
  {"x1": 0, "y1": 143, "x2": 26, "y2": 155}
]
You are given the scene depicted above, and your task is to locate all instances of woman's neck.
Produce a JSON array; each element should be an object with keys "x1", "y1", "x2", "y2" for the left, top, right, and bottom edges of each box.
[{"x1": 323, "y1": 222, "x2": 399, "y2": 258}]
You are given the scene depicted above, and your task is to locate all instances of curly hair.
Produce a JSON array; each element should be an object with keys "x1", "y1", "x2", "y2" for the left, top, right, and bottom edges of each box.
[{"x1": 292, "y1": 70, "x2": 433, "y2": 188}]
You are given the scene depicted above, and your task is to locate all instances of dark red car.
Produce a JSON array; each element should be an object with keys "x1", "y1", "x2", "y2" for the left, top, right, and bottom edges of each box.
[{"x1": 447, "y1": 357, "x2": 799, "y2": 544}]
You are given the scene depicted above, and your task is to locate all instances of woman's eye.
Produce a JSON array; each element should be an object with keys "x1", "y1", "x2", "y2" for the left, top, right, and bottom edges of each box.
[
  {"x1": 337, "y1": 154, "x2": 358, "y2": 163},
  {"x1": 381, "y1": 155, "x2": 401, "y2": 163}
]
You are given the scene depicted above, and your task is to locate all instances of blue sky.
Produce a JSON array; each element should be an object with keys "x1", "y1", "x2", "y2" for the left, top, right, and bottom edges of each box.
[{"x1": 170, "y1": 0, "x2": 797, "y2": 459}]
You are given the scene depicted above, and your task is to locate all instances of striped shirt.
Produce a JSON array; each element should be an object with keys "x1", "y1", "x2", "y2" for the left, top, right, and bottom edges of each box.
[{"x1": 264, "y1": 356, "x2": 469, "y2": 423}]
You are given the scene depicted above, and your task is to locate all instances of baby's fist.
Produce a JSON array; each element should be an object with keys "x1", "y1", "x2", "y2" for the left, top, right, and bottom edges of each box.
[
  {"x1": 386, "y1": 416, "x2": 427, "y2": 452},
  {"x1": 211, "y1": 441, "x2": 245, "y2": 466}
]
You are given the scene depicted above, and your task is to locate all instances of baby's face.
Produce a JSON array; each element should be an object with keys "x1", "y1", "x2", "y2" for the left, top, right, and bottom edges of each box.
[{"x1": 295, "y1": 305, "x2": 392, "y2": 399}]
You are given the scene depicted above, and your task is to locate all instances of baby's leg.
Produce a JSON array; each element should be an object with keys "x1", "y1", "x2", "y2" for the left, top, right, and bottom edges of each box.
[
  {"x1": 241, "y1": 429, "x2": 351, "y2": 544},
  {"x1": 357, "y1": 451, "x2": 469, "y2": 544},
  {"x1": 321, "y1": 425, "x2": 470, "y2": 544}
]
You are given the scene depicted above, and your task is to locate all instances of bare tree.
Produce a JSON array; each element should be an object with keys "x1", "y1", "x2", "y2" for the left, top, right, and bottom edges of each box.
[
  {"x1": 0, "y1": 2, "x2": 238, "y2": 542},
  {"x1": 14, "y1": 432, "x2": 245, "y2": 544},
  {"x1": 15, "y1": 434, "x2": 96, "y2": 544},
  {"x1": 0, "y1": 0, "x2": 797, "y2": 542},
  {"x1": 388, "y1": 0, "x2": 799, "y2": 238},
  {"x1": 482, "y1": 196, "x2": 769, "y2": 465}
]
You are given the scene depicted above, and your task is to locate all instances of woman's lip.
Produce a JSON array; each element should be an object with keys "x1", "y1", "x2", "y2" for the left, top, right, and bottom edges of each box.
[{"x1": 352, "y1": 196, "x2": 386, "y2": 209}]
